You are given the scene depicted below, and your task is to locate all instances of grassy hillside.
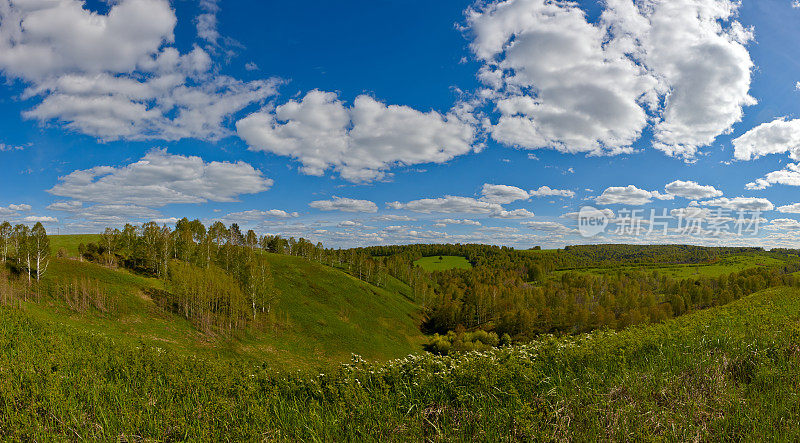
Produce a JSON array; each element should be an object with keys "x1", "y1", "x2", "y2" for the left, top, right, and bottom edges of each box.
[
  {"x1": 27, "y1": 250, "x2": 424, "y2": 370},
  {"x1": 50, "y1": 234, "x2": 100, "y2": 256},
  {"x1": 252, "y1": 253, "x2": 424, "y2": 367},
  {"x1": 414, "y1": 255, "x2": 472, "y2": 271},
  {"x1": 2, "y1": 282, "x2": 800, "y2": 439}
]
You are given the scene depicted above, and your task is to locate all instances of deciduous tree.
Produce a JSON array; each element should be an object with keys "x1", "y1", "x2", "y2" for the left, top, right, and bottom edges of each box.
[{"x1": 31, "y1": 222, "x2": 50, "y2": 282}]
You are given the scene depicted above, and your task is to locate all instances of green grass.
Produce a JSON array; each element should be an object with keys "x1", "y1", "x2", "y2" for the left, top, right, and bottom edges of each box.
[
  {"x1": 414, "y1": 255, "x2": 472, "y2": 271},
  {"x1": 245, "y1": 253, "x2": 424, "y2": 368},
  {"x1": 49, "y1": 234, "x2": 100, "y2": 257},
  {"x1": 551, "y1": 252, "x2": 787, "y2": 280},
  {"x1": 46, "y1": 258, "x2": 162, "y2": 295},
  {"x1": 30, "y1": 258, "x2": 216, "y2": 360},
  {"x1": 25, "y1": 249, "x2": 424, "y2": 370},
  {"x1": 2, "y1": 283, "x2": 800, "y2": 439}
]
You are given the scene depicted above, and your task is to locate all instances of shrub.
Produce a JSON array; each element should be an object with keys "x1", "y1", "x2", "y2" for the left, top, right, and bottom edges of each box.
[{"x1": 424, "y1": 329, "x2": 500, "y2": 355}]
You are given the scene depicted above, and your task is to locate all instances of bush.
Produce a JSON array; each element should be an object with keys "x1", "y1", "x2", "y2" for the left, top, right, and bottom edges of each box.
[{"x1": 424, "y1": 329, "x2": 500, "y2": 355}]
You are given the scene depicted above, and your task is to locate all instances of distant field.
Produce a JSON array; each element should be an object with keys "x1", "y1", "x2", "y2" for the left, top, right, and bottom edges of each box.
[
  {"x1": 50, "y1": 234, "x2": 100, "y2": 257},
  {"x1": 414, "y1": 255, "x2": 472, "y2": 271},
  {"x1": 551, "y1": 252, "x2": 787, "y2": 280},
  {"x1": 521, "y1": 248, "x2": 557, "y2": 254}
]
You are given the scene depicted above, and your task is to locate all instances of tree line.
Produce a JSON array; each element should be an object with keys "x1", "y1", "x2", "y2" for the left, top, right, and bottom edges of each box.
[
  {"x1": 79, "y1": 219, "x2": 280, "y2": 332},
  {"x1": 0, "y1": 221, "x2": 51, "y2": 283}
]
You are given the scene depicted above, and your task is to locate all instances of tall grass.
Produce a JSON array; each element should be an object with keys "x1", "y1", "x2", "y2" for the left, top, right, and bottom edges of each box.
[{"x1": 1, "y1": 285, "x2": 799, "y2": 440}]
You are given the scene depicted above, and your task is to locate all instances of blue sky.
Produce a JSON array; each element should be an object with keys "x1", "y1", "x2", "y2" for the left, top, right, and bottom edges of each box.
[{"x1": 2, "y1": 0, "x2": 800, "y2": 248}]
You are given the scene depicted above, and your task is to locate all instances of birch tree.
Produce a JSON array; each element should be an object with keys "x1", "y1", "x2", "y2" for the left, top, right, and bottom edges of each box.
[
  {"x1": 31, "y1": 222, "x2": 50, "y2": 282},
  {"x1": 100, "y1": 227, "x2": 119, "y2": 266},
  {"x1": 13, "y1": 224, "x2": 31, "y2": 283},
  {"x1": 0, "y1": 221, "x2": 10, "y2": 263},
  {"x1": 244, "y1": 254, "x2": 275, "y2": 320}
]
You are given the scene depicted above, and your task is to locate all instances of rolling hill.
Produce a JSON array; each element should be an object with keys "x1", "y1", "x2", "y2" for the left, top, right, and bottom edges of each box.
[{"x1": 26, "y1": 236, "x2": 425, "y2": 370}]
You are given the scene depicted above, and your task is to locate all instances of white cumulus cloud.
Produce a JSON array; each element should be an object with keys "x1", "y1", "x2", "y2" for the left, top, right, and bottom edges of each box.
[
  {"x1": 664, "y1": 180, "x2": 723, "y2": 199},
  {"x1": 777, "y1": 203, "x2": 800, "y2": 214},
  {"x1": 467, "y1": 0, "x2": 755, "y2": 159},
  {"x1": 595, "y1": 185, "x2": 674, "y2": 205},
  {"x1": 48, "y1": 149, "x2": 272, "y2": 207},
  {"x1": 222, "y1": 209, "x2": 299, "y2": 222},
  {"x1": 733, "y1": 118, "x2": 800, "y2": 161},
  {"x1": 745, "y1": 163, "x2": 800, "y2": 190},
  {"x1": 434, "y1": 218, "x2": 482, "y2": 227},
  {"x1": 309, "y1": 197, "x2": 378, "y2": 213},
  {"x1": 373, "y1": 214, "x2": 417, "y2": 222},
  {"x1": 0, "y1": 203, "x2": 31, "y2": 216},
  {"x1": 764, "y1": 218, "x2": 800, "y2": 230},
  {"x1": 8, "y1": 204, "x2": 31, "y2": 211},
  {"x1": 388, "y1": 195, "x2": 534, "y2": 218},
  {"x1": 0, "y1": 0, "x2": 277, "y2": 141},
  {"x1": 480, "y1": 183, "x2": 530, "y2": 204},
  {"x1": 236, "y1": 90, "x2": 476, "y2": 182},
  {"x1": 522, "y1": 221, "x2": 574, "y2": 233},
  {"x1": 700, "y1": 197, "x2": 774, "y2": 212},
  {"x1": 468, "y1": 0, "x2": 653, "y2": 155},
  {"x1": 529, "y1": 186, "x2": 575, "y2": 198},
  {"x1": 22, "y1": 216, "x2": 58, "y2": 223}
]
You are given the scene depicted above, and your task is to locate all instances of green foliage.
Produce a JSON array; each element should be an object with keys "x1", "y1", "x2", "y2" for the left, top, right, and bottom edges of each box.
[
  {"x1": 242, "y1": 253, "x2": 277, "y2": 320},
  {"x1": 425, "y1": 329, "x2": 500, "y2": 355},
  {"x1": 6, "y1": 223, "x2": 800, "y2": 438},
  {"x1": 30, "y1": 222, "x2": 50, "y2": 281},
  {"x1": 0, "y1": 221, "x2": 51, "y2": 283},
  {"x1": 40, "y1": 222, "x2": 800, "y2": 362},
  {"x1": 0, "y1": 221, "x2": 10, "y2": 263},
  {"x1": 422, "y1": 257, "x2": 800, "y2": 337},
  {"x1": 554, "y1": 243, "x2": 761, "y2": 267},
  {"x1": 162, "y1": 260, "x2": 250, "y2": 332}
]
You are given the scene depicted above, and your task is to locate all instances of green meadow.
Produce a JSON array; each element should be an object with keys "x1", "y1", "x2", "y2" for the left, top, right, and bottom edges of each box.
[
  {"x1": 413, "y1": 255, "x2": 472, "y2": 271},
  {"x1": 49, "y1": 234, "x2": 100, "y2": 256}
]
